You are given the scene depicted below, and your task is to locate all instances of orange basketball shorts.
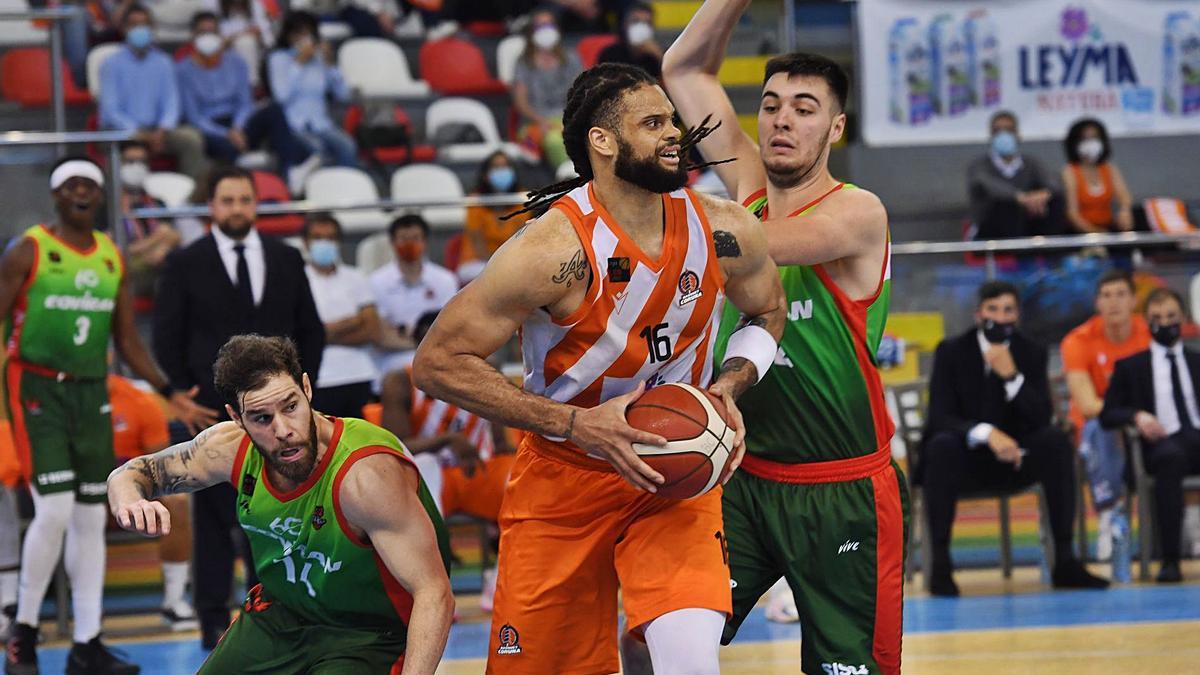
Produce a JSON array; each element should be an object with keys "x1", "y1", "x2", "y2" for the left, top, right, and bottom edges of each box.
[
  {"x1": 486, "y1": 435, "x2": 731, "y2": 675},
  {"x1": 441, "y1": 453, "x2": 515, "y2": 522}
]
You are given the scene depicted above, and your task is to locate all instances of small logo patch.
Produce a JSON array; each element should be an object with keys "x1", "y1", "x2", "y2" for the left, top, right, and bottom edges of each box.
[
  {"x1": 678, "y1": 270, "x2": 702, "y2": 306},
  {"x1": 822, "y1": 663, "x2": 868, "y2": 675},
  {"x1": 607, "y1": 256, "x2": 631, "y2": 283},
  {"x1": 241, "y1": 473, "x2": 257, "y2": 497},
  {"x1": 837, "y1": 540, "x2": 860, "y2": 555},
  {"x1": 311, "y1": 505, "x2": 327, "y2": 530},
  {"x1": 24, "y1": 399, "x2": 41, "y2": 416},
  {"x1": 48, "y1": 251, "x2": 61, "y2": 264},
  {"x1": 496, "y1": 624, "x2": 522, "y2": 655}
]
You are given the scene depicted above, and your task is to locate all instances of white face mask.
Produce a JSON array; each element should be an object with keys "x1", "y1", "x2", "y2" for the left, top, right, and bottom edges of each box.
[
  {"x1": 626, "y1": 21, "x2": 653, "y2": 46},
  {"x1": 194, "y1": 32, "x2": 223, "y2": 57},
  {"x1": 1077, "y1": 138, "x2": 1104, "y2": 163},
  {"x1": 120, "y1": 162, "x2": 148, "y2": 189},
  {"x1": 532, "y1": 26, "x2": 560, "y2": 50}
]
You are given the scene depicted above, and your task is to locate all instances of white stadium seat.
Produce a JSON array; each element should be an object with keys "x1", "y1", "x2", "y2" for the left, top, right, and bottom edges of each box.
[
  {"x1": 337, "y1": 37, "x2": 430, "y2": 98},
  {"x1": 304, "y1": 167, "x2": 391, "y2": 233},
  {"x1": 85, "y1": 42, "x2": 121, "y2": 99},
  {"x1": 0, "y1": 0, "x2": 45, "y2": 46},
  {"x1": 495, "y1": 35, "x2": 525, "y2": 86},
  {"x1": 354, "y1": 231, "x2": 393, "y2": 274},
  {"x1": 425, "y1": 96, "x2": 529, "y2": 163},
  {"x1": 142, "y1": 172, "x2": 195, "y2": 208},
  {"x1": 390, "y1": 163, "x2": 465, "y2": 230}
]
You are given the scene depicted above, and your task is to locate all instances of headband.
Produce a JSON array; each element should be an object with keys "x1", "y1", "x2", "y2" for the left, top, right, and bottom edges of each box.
[{"x1": 50, "y1": 160, "x2": 105, "y2": 190}]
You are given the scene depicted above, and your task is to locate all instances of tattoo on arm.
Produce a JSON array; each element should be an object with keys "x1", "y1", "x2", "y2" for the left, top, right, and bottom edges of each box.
[
  {"x1": 718, "y1": 357, "x2": 756, "y2": 398},
  {"x1": 551, "y1": 250, "x2": 589, "y2": 288},
  {"x1": 121, "y1": 427, "x2": 215, "y2": 497},
  {"x1": 713, "y1": 231, "x2": 742, "y2": 258},
  {"x1": 743, "y1": 315, "x2": 768, "y2": 329}
]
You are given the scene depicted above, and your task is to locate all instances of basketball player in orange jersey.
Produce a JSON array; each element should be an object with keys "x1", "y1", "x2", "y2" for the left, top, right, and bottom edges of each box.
[{"x1": 414, "y1": 63, "x2": 787, "y2": 674}]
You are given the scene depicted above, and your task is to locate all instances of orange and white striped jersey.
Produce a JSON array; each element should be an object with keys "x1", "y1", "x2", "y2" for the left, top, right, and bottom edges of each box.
[
  {"x1": 407, "y1": 366, "x2": 495, "y2": 460},
  {"x1": 522, "y1": 183, "x2": 726, "y2": 429}
]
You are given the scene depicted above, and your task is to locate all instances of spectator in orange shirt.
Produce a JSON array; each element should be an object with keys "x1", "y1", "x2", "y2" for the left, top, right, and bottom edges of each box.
[
  {"x1": 1061, "y1": 118, "x2": 1134, "y2": 234},
  {"x1": 1061, "y1": 269, "x2": 1151, "y2": 559},
  {"x1": 108, "y1": 374, "x2": 198, "y2": 631},
  {"x1": 460, "y1": 151, "x2": 530, "y2": 282}
]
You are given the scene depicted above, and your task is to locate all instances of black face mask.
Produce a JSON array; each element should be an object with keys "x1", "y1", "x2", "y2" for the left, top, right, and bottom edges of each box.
[
  {"x1": 981, "y1": 319, "x2": 1016, "y2": 344},
  {"x1": 1151, "y1": 322, "x2": 1182, "y2": 348}
]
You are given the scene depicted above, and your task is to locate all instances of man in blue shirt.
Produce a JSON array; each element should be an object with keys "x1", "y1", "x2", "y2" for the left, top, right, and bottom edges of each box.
[
  {"x1": 177, "y1": 12, "x2": 321, "y2": 195},
  {"x1": 99, "y1": 4, "x2": 209, "y2": 181}
]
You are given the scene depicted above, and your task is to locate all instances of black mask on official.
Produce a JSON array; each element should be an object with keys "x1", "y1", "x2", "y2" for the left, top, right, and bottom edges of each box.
[
  {"x1": 1150, "y1": 322, "x2": 1182, "y2": 348},
  {"x1": 981, "y1": 319, "x2": 1016, "y2": 344}
]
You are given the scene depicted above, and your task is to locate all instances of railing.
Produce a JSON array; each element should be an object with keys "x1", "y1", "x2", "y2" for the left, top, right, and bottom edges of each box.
[{"x1": 0, "y1": 6, "x2": 86, "y2": 134}]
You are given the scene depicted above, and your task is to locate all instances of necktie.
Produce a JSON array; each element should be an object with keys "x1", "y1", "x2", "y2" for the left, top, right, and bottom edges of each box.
[
  {"x1": 234, "y1": 243, "x2": 254, "y2": 308},
  {"x1": 1170, "y1": 351, "x2": 1194, "y2": 431}
]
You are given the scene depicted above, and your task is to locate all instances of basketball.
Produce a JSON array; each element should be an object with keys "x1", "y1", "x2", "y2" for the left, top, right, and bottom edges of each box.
[{"x1": 625, "y1": 383, "x2": 737, "y2": 499}]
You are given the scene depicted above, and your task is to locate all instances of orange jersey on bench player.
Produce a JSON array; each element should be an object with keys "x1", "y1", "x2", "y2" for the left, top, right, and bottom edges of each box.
[{"x1": 488, "y1": 184, "x2": 732, "y2": 674}]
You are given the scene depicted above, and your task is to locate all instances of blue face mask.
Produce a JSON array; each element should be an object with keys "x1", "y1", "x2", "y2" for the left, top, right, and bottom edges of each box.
[
  {"x1": 126, "y1": 25, "x2": 153, "y2": 50},
  {"x1": 308, "y1": 239, "x2": 339, "y2": 268},
  {"x1": 488, "y1": 166, "x2": 516, "y2": 192},
  {"x1": 991, "y1": 130, "x2": 1017, "y2": 157}
]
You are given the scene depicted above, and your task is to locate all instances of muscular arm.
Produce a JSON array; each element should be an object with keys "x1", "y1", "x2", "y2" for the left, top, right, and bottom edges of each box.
[
  {"x1": 0, "y1": 238, "x2": 34, "y2": 322},
  {"x1": 662, "y1": 0, "x2": 763, "y2": 199},
  {"x1": 758, "y1": 187, "x2": 889, "y2": 268},
  {"x1": 380, "y1": 368, "x2": 453, "y2": 455},
  {"x1": 339, "y1": 454, "x2": 452, "y2": 674},
  {"x1": 1066, "y1": 370, "x2": 1104, "y2": 419}
]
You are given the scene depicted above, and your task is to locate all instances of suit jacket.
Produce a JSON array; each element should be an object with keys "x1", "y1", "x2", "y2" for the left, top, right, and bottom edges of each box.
[
  {"x1": 924, "y1": 328, "x2": 1053, "y2": 448},
  {"x1": 1100, "y1": 348, "x2": 1200, "y2": 431},
  {"x1": 153, "y1": 233, "x2": 325, "y2": 411}
]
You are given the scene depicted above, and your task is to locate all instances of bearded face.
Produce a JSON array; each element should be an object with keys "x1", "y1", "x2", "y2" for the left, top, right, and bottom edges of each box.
[{"x1": 613, "y1": 135, "x2": 689, "y2": 194}]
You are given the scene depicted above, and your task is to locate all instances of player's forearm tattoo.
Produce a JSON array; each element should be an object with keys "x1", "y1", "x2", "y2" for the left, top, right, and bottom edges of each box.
[
  {"x1": 564, "y1": 409, "x2": 577, "y2": 441},
  {"x1": 552, "y1": 250, "x2": 589, "y2": 288},
  {"x1": 713, "y1": 231, "x2": 741, "y2": 258},
  {"x1": 744, "y1": 315, "x2": 769, "y2": 329},
  {"x1": 718, "y1": 357, "x2": 756, "y2": 398},
  {"x1": 121, "y1": 429, "x2": 213, "y2": 497}
]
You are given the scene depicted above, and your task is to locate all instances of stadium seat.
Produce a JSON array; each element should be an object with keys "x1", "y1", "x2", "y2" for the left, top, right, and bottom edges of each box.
[
  {"x1": 337, "y1": 38, "x2": 430, "y2": 98},
  {"x1": 342, "y1": 104, "x2": 436, "y2": 165},
  {"x1": 85, "y1": 42, "x2": 122, "y2": 99},
  {"x1": 354, "y1": 231, "x2": 393, "y2": 273},
  {"x1": 419, "y1": 37, "x2": 508, "y2": 96},
  {"x1": 304, "y1": 167, "x2": 391, "y2": 233},
  {"x1": 393, "y1": 11, "x2": 424, "y2": 38},
  {"x1": 495, "y1": 35, "x2": 525, "y2": 86},
  {"x1": 425, "y1": 97, "x2": 527, "y2": 163},
  {"x1": 142, "y1": 171, "x2": 195, "y2": 207},
  {"x1": 0, "y1": 0, "x2": 45, "y2": 46},
  {"x1": 463, "y1": 21, "x2": 506, "y2": 38},
  {"x1": 252, "y1": 170, "x2": 305, "y2": 236},
  {"x1": 318, "y1": 22, "x2": 352, "y2": 42},
  {"x1": 390, "y1": 163, "x2": 465, "y2": 230},
  {"x1": 0, "y1": 47, "x2": 92, "y2": 107},
  {"x1": 576, "y1": 34, "x2": 617, "y2": 68}
]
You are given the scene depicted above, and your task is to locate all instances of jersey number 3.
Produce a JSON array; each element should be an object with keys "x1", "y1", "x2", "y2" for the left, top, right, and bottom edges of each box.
[
  {"x1": 640, "y1": 323, "x2": 672, "y2": 364},
  {"x1": 72, "y1": 317, "x2": 90, "y2": 346}
]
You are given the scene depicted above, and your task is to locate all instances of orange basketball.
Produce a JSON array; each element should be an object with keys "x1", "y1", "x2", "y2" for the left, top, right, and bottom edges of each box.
[{"x1": 625, "y1": 383, "x2": 736, "y2": 499}]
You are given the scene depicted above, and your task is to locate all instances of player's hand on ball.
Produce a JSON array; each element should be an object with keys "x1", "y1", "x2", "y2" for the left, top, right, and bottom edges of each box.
[
  {"x1": 113, "y1": 499, "x2": 172, "y2": 537},
  {"x1": 708, "y1": 382, "x2": 746, "y2": 482},
  {"x1": 571, "y1": 382, "x2": 667, "y2": 493}
]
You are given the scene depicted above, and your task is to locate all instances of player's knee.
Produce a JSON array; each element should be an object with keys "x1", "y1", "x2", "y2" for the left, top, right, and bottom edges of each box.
[{"x1": 30, "y1": 492, "x2": 73, "y2": 533}]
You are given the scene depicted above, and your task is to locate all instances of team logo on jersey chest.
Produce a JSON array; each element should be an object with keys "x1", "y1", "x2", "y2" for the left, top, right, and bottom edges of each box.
[
  {"x1": 607, "y1": 256, "x2": 630, "y2": 283},
  {"x1": 678, "y1": 270, "x2": 702, "y2": 306},
  {"x1": 311, "y1": 505, "x2": 327, "y2": 530},
  {"x1": 48, "y1": 251, "x2": 61, "y2": 264}
]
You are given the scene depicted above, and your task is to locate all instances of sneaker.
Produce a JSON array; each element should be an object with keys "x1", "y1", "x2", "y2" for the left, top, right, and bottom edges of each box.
[
  {"x1": 65, "y1": 636, "x2": 139, "y2": 675},
  {"x1": 479, "y1": 567, "x2": 497, "y2": 613},
  {"x1": 161, "y1": 603, "x2": 199, "y2": 632},
  {"x1": 764, "y1": 580, "x2": 799, "y2": 623},
  {"x1": 1096, "y1": 508, "x2": 1113, "y2": 562},
  {"x1": 286, "y1": 153, "x2": 322, "y2": 198},
  {"x1": 5, "y1": 623, "x2": 37, "y2": 675}
]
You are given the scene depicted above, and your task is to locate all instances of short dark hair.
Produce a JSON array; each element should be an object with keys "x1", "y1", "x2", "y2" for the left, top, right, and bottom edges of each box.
[
  {"x1": 1145, "y1": 287, "x2": 1186, "y2": 316},
  {"x1": 275, "y1": 10, "x2": 318, "y2": 50},
  {"x1": 1064, "y1": 117, "x2": 1111, "y2": 164},
  {"x1": 1096, "y1": 268, "x2": 1134, "y2": 295},
  {"x1": 190, "y1": 10, "x2": 219, "y2": 30},
  {"x1": 990, "y1": 110, "x2": 1017, "y2": 132},
  {"x1": 214, "y1": 335, "x2": 305, "y2": 413},
  {"x1": 302, "y1": 212, "x2": 341, "y2": 240},
  {"x1": 978, "y1": 280, "x2": 1020, "y2": 306},
  {"x1": 119, "y1": 139, "x2": 149, "y2": 154},
  {"x1": 623, "y1": 1, "x2": 653, "y2": 22},
  {"x1": 207, "y1": 165, "x2": 256, "y2": 200},
  {"x1": 763, "y1": 52, "x2": 849, "y2": 112},
  {"x1": 124, "y1": 4, "x2": 151, "y2": 25},
  {"x1": 388, "y1": 214, "x2": 429, "y2": 239}
]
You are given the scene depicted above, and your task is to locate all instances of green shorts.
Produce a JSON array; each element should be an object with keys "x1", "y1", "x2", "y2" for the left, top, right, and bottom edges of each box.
[
  {"x1": 721, "y1": 457, "x2": 910, "y2": 675},
  {"x1": 5, "y1": 362, "x2": 113, "y2": 503},
  {"x1": 199, "y1": 585, "x2": 407, "y2": 674}
]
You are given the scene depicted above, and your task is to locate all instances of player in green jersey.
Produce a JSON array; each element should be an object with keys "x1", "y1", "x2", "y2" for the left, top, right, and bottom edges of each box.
[
  {"x1": 0, "y1": 157, "x2": 213, "y2": 675},
  {"x1": 107, "y1": 334, "x2": 453, "y2": 674},
  {"x1": 651, "y1": 2, "x2": 907, "y2": 673}
]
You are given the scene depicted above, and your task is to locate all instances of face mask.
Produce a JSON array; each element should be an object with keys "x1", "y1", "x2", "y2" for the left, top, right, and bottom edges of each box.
[
  {"x1": 126, "y1": 25, "x2": 153, "y2": 50},
  {"x1": 626, "y1": 21, "x2": 653, "y2": 46},
  {"x1": 308, "y1": 239, "x2": 339, "y2": 268},
  {"x1": 532, "y1": 26, "x2": 560, "y2": 50},
  {"x1": 1151, "y1": 321, "x2": 1182, "y2": 348},
  {"x1": 991, "y1": 130, "x2": 1017, "y2": 158},
  {"x1": 194, "y1": 32, "x2": 223, "y2": 57},
  {"x1": 981, "y1": 319, "x2": 1016, "y2": 344},
  {"x1": 488, "y1": 166, "x2": 516, "y2": 192},
  {"x1": 120, "y1": 162, "x2": 148, "y2": 190},
  {"x1": 395, "y1": 240, "x2": 425, "y2": 263},
  {"x1": 1077, "y1": 138, "x2": 1104, "y2": 163}
]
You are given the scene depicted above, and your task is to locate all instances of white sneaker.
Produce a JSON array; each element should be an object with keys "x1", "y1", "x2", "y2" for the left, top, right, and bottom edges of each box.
[
  {"x1": 162, "y1": 601, "x2": 199, "y2": 632},
  {"x1": 479, "y1": 567, "x2": 497, "y2": 613},
  {"x1": 287, "y1": 153, "x2": 322, "y2": 198},
  {"x1": 1184, "y1": 505, "x2": 1200, "y2": 558},
  {"x1": 764, "y1": 579, "x2": 799, "y2": 624},
  {"x1": 1096, "y1": 509, "x2": 1113, "y2": 562}
]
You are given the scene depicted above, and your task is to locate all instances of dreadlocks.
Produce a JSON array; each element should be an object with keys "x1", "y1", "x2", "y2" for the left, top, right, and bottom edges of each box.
[{"x1": 503, "y1": 63, "x2": 734, "y2": 220}]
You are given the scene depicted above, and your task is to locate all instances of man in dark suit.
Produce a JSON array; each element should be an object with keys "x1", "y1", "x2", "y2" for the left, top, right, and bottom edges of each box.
[
  {"x1": 922, "y1": 281, "x2": 1106, "y2": 596},
  {"x1": 153, "y1": 165, "x2": 325, "y2": 647},
  {"x1": 1101, "y1": 287, "x2": 1200, "y2": 583}
]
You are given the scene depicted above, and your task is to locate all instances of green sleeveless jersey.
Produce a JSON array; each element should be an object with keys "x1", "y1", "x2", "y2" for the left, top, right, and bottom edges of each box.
[
  {"x1": 713, "y1": 184, "x2": 894, "y2": 463},
  {"x1": 6, "y1": 225, "x2": 122, "y2": 377},
  {"x1": 233, "y1": 416, "x2": 450, "y2": 631}
]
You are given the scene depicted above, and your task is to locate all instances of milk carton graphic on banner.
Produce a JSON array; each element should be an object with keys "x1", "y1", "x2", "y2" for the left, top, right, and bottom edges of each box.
[
  {"x1": 929, "y1": 14, "x2": 972, "y2": 117},
  {"x1": 1162, "y1": 12, "x2": 1200, "y2": 115},
  {"x1": 965, "y1": 9, "x2": 1001, "y2": 108},
  {"x1": 888, "y1": 17, "x2": 934, "y2": 125}
]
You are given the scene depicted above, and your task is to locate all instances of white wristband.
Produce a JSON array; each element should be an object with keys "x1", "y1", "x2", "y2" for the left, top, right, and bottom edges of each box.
[{"x1": 722, "y1": 324, "x2": 777, "y2": 384}]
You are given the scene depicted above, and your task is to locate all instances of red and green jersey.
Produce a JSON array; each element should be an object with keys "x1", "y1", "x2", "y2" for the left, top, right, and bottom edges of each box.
[
  {"x1": 233, "y1": 416, "x2": 450, "y2": 631},
  {"x1": 6, "y1": 225, "x2": 123, "y2": 377},
  {"x1": 713, "y1": 184, "x2": 894, "y2": 463}
]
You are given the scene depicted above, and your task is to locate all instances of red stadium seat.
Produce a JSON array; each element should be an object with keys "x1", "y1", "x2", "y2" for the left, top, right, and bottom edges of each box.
[
  {"x1": 252, "y1": 170, "x2": 306, "y2": 236},
  {"x1": 0, "y1": 48, "x2": 92, "y2": 108},
  {"x1": 464, "y1": 21, "x2": 507, "y2": 38},
  {"x1": 343, "y1": 104, "x2": 437, "y2": 165},
  {"x1": 419, "y1": 37, "x2": 508, "y2": 95},
  {"x1": 443, "y1": 233, "x2": 463, "y2": 271},
  {"x1": 576, "y1": 34, "x2": 617, "y2": 69}
]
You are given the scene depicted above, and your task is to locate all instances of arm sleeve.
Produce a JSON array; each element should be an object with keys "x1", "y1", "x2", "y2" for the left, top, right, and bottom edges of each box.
[
  {"x1": 1060, "y1": 332, "x2": 1090, "y2": 373},
  {"x1": 927, "y1": 341, "x2": 977, "y2": 440},
  {"x1": 291, "y1": 249, "x2": 326, "y2": 379},
  {"x1": 1007, "y1": 343, "x2": 1052, "y2": 428},
  {"x1": 99, "y1": 58, "x2": 138, "y2": 131},
  {"x1": 352, "y1": 269, "x2": 375, "y2": 310},
  {"x1": 231, "y1": 55, "x2": 256, "y2": 130},
  {"x1": 159, "y1": 56, "x2": 181, "y2": 129},
  {"x1": 1100, "y1": 361, "x2": 1140, "y2": 429},
  {"x1": 151, "y1": 250, "x2": 193, "y2": 390},
  {"x1": 177, "y1": 64, "x2": 228, "y2": 137},
  {"x1": 1003, "y1": 373, "x2": 1026, "y2": 401},
  {"x1": 967, "y1": 157, "x2": 1019, "y2": 202},
  {"x1": 968, "y1": 423, "x2": 995, "y2": 447},
  {"x1": 268, "y1": 51, "x2": 301, "y2": 104},
  {"x1": 326, "y1": 64, "x2": 351, "y2": 102}
]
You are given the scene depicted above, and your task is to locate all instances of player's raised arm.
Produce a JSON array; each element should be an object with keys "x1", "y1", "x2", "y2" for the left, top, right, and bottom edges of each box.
[
  {"x1": 662, "y1": 0, "x2": 763, "y2": 198},
  {"x1": 107, "y1": 422, "x2": 244, "y2": 536}
]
